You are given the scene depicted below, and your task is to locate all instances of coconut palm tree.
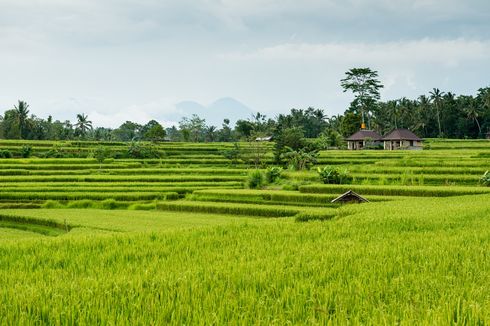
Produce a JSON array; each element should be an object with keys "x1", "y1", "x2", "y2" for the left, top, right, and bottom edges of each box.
[
  {"x1": 14, "y1": 100, "x2": 30, "y2": 139},
  {"x1": 386, "y1": 100, "x2": 400, "y2": 130},
  {"x1": 429, "y1": 88, "x2": 445, "y2": 137},
  {"x1": 413, "y1": 95, "x2": 431, "y2": 136},
  {"x1": 463, "y1": 101, "x2": 482, "y2": 135},
  {"x1": 74, "y1": 113, "x2": 93, "y2": 138}
]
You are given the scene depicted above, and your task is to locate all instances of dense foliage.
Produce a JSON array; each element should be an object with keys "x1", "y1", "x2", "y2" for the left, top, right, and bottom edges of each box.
[{"x1": 2, "y1": 71, "x2": 489, "y2": 142}]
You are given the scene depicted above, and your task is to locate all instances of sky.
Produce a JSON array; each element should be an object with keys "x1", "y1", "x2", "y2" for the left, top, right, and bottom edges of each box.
[{"x1": 1, "y1": 0, "x2": 489, "y2": 128}]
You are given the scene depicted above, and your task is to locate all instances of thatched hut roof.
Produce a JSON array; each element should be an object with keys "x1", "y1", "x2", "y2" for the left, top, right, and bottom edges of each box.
[{"x1": 331, "y1": 190, "x2": 369, "y2": 204}]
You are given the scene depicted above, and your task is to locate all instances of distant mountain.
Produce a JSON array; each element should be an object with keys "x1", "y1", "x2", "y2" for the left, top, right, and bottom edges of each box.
[{"x1": 172, "y1": 97, "x2": 255, "y2": 127}]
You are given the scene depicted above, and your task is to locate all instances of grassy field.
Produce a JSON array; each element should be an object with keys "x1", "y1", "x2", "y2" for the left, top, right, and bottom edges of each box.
[{"x1": 1, "y1": 138, "x2": 490, "y2": 323}]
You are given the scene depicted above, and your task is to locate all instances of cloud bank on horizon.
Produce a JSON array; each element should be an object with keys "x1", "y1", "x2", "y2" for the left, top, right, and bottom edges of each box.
[{"x1": 0, "y1": 0, "x2": 489, "y2": 127}]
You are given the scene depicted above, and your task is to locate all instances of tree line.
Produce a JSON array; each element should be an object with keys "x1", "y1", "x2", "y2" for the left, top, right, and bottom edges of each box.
[{"x1": 1, "y1": 69, "x2": 489, "y2": 143}]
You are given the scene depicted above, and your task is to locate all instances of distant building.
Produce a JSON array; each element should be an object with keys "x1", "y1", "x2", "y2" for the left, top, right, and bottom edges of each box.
[
  {"x1": 346, "y1": 130, "x2": 382, "y2": 150},
  {"x1": 382, "y1": 128, "x2": 423, "y2": 150}
]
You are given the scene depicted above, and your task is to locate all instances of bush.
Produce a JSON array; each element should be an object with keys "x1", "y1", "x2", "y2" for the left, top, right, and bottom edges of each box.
[
  {"x1": 221, "y1": 143, "x2": 241, "y2": 165},
  {"x1": 317, "y1": 166, "x2": 352, "y2": 184},
  {"x1": 0, "y1": 150, "x2": 13, "y2": 158},
  {"x1": 480, "y1": 171, "x2": 490, "y2": 186},
  {"x1": 127, "y1": 142, "x2": 161, "y2": 159},
  {"x1": 247, "y1": 170, "x2": 265, "y2": 189},
  {"x1": 43, "y1": 145, "x2": 66, "y2": 158},
  {"x1": 21, "y1": 145, "x2": 32, "y2": 158},
  {"x1": 93, "y1": 146, "x2": 109, "y2": 166},
  {"x1": 265, "y1": 167, "x2": 283, "y2": 183},
  {"x1": 281, "y1": 147, "x2": 318, "y2": 171}
]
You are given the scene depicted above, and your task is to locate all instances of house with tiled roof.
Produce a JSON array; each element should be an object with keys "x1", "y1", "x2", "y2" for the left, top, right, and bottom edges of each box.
[
  {"x1": 382, "y1": 128, "x2": 423, "y2": 150},
  {"x1": 346, "y1": 130, "x2": 382, "y2": 150}
]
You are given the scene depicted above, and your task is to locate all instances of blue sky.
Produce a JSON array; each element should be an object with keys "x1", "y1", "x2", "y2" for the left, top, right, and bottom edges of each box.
[{"x1": 1, "y1": 0, "x2": 489, "y2": 127}]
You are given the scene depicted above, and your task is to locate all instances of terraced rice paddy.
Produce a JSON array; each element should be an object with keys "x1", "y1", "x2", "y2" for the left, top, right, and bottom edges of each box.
[{"x1": 1, "y1": 138, "x2": 490, "y2": 323}]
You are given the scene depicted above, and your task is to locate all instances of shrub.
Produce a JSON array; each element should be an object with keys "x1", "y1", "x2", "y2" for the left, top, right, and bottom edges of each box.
[
  {"x1": 317, "y1": 166, "x2": 352, "y2": 184},
  {"x1": 480, "y1": 171, "x2": 490, "y2": 186},
  {"x1": 21, "y1": 145, "x2": 32, "y2": 158},
  {"x1": 93, "y1": 146, "x2": 109, "y2": 166},
  {"x1": 265, "y1": 167, "x2": 283, "y2": 183},
  {"x1": 43, "y1": 145, "x2": 66, "y2": 158},
  {"x1": 127, "y1": 142, "x2": 161, "y2": 159},
  {"x1": 281, "y1": 147, "x2": 318, "y2": 171},
  {"x1": 0, "y1": 150, "x2": 13, "y2": 158},
  {"x1": 247, "y1": 170, "x2": 264, "y2": 189},
  {"x1": 221, "y1": 142, "x2": 241, "y2": 165}
]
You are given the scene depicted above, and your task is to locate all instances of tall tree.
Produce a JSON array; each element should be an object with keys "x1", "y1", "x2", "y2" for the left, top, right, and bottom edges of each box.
[
  {"x1": 112, "y1": 121, "x2": 141, "y2": 141},
  {"x1": 463, "y1": 99, "x2": 482, "y2": 135},
  {"x1": 74, "y1": 113, "x2": 93, "y2": 139},
  {"x1": 341, "y1": 68, "x2": 384, "y2": 130},
  {"x1": 14, "y1": 100, "x2": 30, "y2": 139},
  {"x1": 179, "y1": 114, "x2": 206, "y2": 142},
  {"x1": 429, "y1": 88, "x2": 445, "y2": 137}
]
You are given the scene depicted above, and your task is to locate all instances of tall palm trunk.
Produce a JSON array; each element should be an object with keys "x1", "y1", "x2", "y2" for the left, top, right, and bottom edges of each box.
[{"x1": 436, "y1": 107, "x2": 442, "y2": 137}]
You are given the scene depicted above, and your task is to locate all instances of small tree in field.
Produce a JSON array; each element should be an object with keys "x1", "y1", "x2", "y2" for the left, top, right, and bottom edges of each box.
[
  {"x1": 280, "y1": 147, "x2": 318, "y2": 171},
  {"x1": 94, "y1": 146, "x2": 109, "y2": 169}
]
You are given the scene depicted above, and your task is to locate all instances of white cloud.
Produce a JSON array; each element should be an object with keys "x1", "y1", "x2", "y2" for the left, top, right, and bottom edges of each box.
[
  {"x1": 222, "y1": 39, "x2": 490, "y2": 65},
  {"x1": 1, "y1": 1, "x2": 489, "y2": 125}
]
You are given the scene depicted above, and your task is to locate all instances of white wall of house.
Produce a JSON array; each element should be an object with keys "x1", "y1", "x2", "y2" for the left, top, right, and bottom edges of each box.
[{"x1": 384, "y1": 140, "x2": 423, "y2": 150}]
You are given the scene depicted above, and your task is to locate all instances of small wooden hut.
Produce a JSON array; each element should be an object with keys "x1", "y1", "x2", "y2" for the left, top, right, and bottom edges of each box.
[{"x1": 331, "y1": 190, "x2": 369, "y2": 204}]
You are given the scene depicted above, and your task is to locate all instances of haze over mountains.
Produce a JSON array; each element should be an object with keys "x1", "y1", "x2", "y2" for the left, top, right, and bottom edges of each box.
[{"x1": 172, "y1": 97, "x2": 256, "y2": 127}]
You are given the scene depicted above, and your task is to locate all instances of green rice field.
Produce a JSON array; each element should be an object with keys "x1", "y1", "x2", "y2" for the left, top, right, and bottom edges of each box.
[{"x1": 1, "y1": 139, "x2": 490, "y2": 324}]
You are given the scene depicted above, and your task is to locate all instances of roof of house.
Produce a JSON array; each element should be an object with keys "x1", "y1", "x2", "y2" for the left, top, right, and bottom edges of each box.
[
  {"x1": 382, "y1": 128, "x2": 422, "y2": 141},
  {"x1": 346, "y1": 130, "x2": 382, "y2": 141},
  {"x1": 331, "y1": 190, "x2": 369, "y2": 204}
]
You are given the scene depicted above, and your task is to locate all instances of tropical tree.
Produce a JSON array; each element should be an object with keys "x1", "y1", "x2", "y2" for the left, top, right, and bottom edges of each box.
[
  {"x1": 13, "y1": 100, "x2": 30, "y2": 139},
  {"x1": 463, "y1": 100, "x2": 482, "y2": 135},
  {"x1": 341, "y1": 68, "x2": 384, "y2": 129},
  {"x1": 112, "y1": 121, "x2": 141, "y2": 141},
  {"x1": 414, "y1": 95, "x2": 431, "y2": 136},
  {"x1": 179, "y1": 114, "x2": 207, "y2": 142},
  {"x1": 205, "y1": 126, "x2": 217, "y2": 142},
  {"x1": 386, "y1": 100, "x2": 401, "y2": 130},
  {"x1": 429, "y1": 88, "x2": 445, "y2": 137},
  {"x1": 74, "y1": 113, "x2": 93, "y2": 139}
]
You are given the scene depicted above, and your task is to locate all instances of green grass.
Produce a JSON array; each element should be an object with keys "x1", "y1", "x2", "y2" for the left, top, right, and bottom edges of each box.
[
  {"x1": 1, "y1": 139, "x2": 490, "y2": 323},
  {"x1": 1, "y1": 195, "x2": 490, "y2": 323},
  {"x1": 0, "y1": 227, "x2": 45, "y2": 240}
]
